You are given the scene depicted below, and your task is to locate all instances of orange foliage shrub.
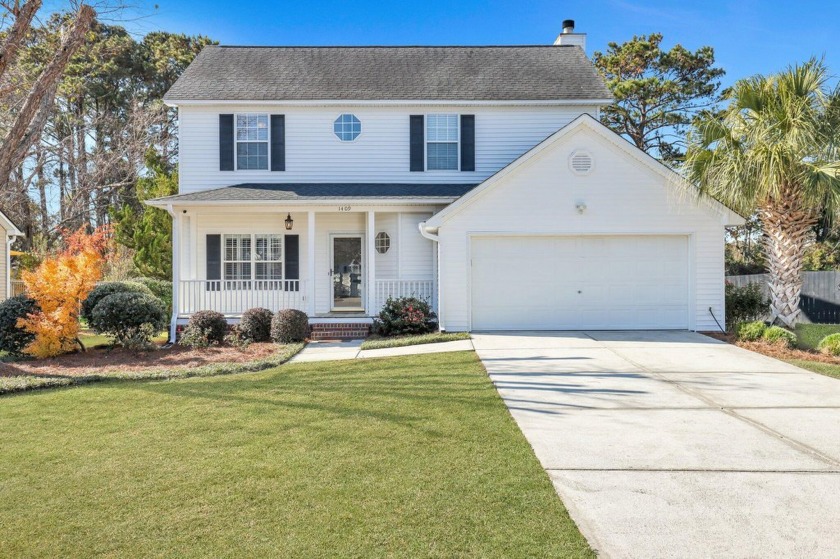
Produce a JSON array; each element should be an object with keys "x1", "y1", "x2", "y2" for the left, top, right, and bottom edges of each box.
[{"x1": 17, "y1": 227, "x2": 109, "y2": 358}]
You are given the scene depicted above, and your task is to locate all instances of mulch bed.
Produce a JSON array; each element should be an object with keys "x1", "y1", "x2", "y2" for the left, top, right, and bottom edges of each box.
[
  {"x1": 701, "y1": 330, "x2": 840, "y2": 365},
  {"x1": 0, "y1": 342, "x2": 281, "y2": 378}
]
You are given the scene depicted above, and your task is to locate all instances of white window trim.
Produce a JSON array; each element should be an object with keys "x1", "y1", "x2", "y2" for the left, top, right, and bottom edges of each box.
[
  {"x1": 234, "y1": 113, "x2": 270, "y2": 171},
  {"x1": 425, "y1": 113, "x2": 460, "y2": 172},
  {"x1": 222, "y1": 233, "x2": 284, "y2": 288}
]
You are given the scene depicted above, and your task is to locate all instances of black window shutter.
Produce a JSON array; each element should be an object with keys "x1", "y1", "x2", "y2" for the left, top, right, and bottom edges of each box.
[
  {"x1": 460, "y1": 115, "x2": 475, "y2": 171},
  {"x1": 284, "y1": 234, "x2": 299, "y2": 291},
  {"x1": 206, "y1": 234, "x2": 221, "y2": 291},
  {"x1": 219, "y1": 115, "x2": 234, "y2": 171},
  {"x1": 410, "y1": 115, "x2": 424, "y2": 171},
  {"x1": 270, "y1": 114, "x2": 285, "y2": 171}
]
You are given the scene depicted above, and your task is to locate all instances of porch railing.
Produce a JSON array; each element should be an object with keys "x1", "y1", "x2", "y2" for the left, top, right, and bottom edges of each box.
[
  {"x1": 178, "y1": 279, "x2": 306, "y2": 315},
  {"x1": 374, "y1": 279, "x2": 435, "y2": 312}
]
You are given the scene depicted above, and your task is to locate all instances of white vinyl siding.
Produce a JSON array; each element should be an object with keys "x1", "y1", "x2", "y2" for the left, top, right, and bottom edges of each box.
[
  {"x1": 398, "y1": 213, "x2": 434, "y2": 280},
  {"x1": 436, "y1": 125, "x2": 727, "y2": 332},
  {"x1": 177, "y1": 104, "x2": 600, "y2": 192}
]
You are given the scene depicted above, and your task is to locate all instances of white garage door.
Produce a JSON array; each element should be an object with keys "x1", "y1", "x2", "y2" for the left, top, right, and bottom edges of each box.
[{"x1": 471, "y1": 236, "x2": 690, "y2": 330}]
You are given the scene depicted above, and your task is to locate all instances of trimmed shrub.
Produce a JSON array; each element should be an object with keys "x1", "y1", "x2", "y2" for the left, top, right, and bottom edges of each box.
[
  {"x1": 725, "y1": 282, "x2": 769, "y2": 331},
  {"x1": 762, "y1": 325, "x2": 796, "y2": 348},
  {"x1": 133, "y1": 277, "x2": 172, "y2": 314},
  {"x1": 372, "y1": 296, "x2": 437, "y2": 337},
  {"x1": 271, "y1": 309, "x2": 309, "y2": 343},
  {"x1": 224, "y1": 325, "x2": 250, "y2": 348},
  {"x1": 239, "y1": 307, "x2": 273, "y2": 342},
  {"x1": 0, "y1": 295, "x2": 39, "y2": 356},
  {"x1": 90, "y1": 292, "x2": 167, "y2": 349},
  {"x1": 736, "y1": 320, "x2": 767, "y2": 342},
  {"x1": 180, "y1": 310, "x2": 228, "y2": 347},
  {"x1": 81, "y1": 281, "x2": 154, "y2": 323},
  {"x1": 818, "y1": 333, "x2": 840, "y2": 356}
]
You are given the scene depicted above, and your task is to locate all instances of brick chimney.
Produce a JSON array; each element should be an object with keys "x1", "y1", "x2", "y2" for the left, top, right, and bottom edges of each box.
[{"x1": 553, "y1": 19, "x2": 586, "y2": 51}]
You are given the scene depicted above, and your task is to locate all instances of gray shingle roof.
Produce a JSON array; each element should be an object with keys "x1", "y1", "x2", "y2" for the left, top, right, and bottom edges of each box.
[
  {"x1": 148, "y1": 183, "x2": 479, "y2": 204},
  {"x1": 164, "y1": 45, "x2": 612, "y2": 102}
]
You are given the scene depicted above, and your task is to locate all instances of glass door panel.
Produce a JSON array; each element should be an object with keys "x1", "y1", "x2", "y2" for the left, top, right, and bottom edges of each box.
[{"x1": 332, "y1": 236, "x2": 363, "y2": 310}]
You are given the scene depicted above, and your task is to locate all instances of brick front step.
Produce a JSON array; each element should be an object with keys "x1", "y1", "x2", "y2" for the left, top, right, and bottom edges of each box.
[{"x1": 310, "y1": 322, "x2": 371, "y2": 340}]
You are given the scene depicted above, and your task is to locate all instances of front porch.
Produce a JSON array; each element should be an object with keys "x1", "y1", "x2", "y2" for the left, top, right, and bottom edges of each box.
[
  {"x1": 170, "y1": 205, "x2": 440, "y2": 332},
  {"x1": 175, "y1": 278, "x2": 435, "y2": 319}
]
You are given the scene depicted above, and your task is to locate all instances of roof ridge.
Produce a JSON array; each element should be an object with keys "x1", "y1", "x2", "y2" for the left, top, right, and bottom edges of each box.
[{"x1": 208, "y1": 45, "x2": 579, "y2": 49}]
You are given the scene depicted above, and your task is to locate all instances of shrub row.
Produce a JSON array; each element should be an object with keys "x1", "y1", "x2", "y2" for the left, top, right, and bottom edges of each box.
[
  {"x1": 180, "y1": 308, "x2": 310, "y2": 348},
  {"x1": 0, "y1": 279, "x2": 172, "y2": 355},
  {"x1": 735, "y1": 320, "x2": 796, "y2": 348}
]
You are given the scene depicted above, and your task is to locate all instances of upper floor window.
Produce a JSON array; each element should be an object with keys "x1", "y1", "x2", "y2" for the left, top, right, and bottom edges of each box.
[
  {"x1": 426, "y1": 114, "x2": 459, "y2": 170},
  {"x1": 334, "y1": 113, "x2": 361, "y2": 141},
  {"x1": 236, "y1": 114, "x2": 268, "y2": 170}
]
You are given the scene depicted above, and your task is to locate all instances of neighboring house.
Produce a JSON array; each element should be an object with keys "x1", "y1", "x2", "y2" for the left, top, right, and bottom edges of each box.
[
  {"x1": 149, "y1": 21, "x2": 743, "y2": 339},
  {"x1": 0, "y1": 209, "x2": 23, "y2": 301}
]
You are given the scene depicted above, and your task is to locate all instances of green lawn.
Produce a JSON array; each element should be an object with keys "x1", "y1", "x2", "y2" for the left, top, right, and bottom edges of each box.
[
  {"x1": 0, "y1": 352, "x2": 593, "y2": 558},
  {"x1": 360, "y1": 331, "x2": 471, "y2": 350},
  {"x1": 783, "y1": 358, "x2": 840, "y2": 379},
  {"x1": 793, "y1": 323, "x2": 840, "y2": 350}
]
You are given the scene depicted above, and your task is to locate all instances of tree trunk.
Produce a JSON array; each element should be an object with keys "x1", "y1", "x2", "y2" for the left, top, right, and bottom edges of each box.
[
  {"x1": 761, "y1": 190, "x2": 818, "y2": 327},
  {"x1": 0, "y1": 0, "x2": 42, "y2": 82},
  {"x1": 0, "y1": 4, "x2": 95, "y2": 193}
]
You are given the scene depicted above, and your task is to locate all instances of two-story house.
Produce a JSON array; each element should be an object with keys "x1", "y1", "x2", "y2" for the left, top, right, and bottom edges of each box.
[{"x1": 149, "y1": 21, "x2": 743, "y2": 339}]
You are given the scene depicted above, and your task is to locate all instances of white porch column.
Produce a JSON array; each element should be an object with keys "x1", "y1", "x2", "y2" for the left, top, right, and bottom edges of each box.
[
  {"x1": 168, "y1": 207, "x2": 180, "y2": 343},
  {"x1": 307, "y1": 211, "x2": 316, "y2": 316},
  {"x1": 366, "y1": 211, "x2": 376, "y2": 315}
]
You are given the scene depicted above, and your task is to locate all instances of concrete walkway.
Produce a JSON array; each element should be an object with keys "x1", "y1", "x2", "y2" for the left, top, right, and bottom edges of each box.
[
  {"x1": 473, "y1": 331, "x2": 840, "y2": 559},
  {"x1": 291, "y1": 338, "x2": 474, "y2": 362}
]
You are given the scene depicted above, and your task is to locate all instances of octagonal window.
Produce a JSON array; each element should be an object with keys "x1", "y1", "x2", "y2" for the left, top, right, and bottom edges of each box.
[{"x1": 334, "y1": 114, "x2": 361, "y2": 141}]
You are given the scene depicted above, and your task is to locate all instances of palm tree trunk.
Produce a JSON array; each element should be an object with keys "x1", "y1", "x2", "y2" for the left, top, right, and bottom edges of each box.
[{"x1": 761, "y1": 191, "x2": 817, "y2": 327}]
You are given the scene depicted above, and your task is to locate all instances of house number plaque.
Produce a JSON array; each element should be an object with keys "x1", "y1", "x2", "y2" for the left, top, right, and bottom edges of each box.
[{"x1": 337, "y1": 205, "x2": 352, "y2": 212}]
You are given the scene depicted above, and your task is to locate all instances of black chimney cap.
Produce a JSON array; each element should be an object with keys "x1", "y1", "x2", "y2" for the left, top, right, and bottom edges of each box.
[{"x1": 562, "y1": 19, "x2": 575, "y2": 30}]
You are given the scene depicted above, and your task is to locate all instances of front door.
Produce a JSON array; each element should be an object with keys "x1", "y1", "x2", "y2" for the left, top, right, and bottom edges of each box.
[{"x1": 331, "y1": 235, "x2": 364, "y2": 311}]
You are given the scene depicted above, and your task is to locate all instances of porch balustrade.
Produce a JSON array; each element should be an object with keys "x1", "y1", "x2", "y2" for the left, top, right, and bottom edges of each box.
[
  {"x1": 374, "y1": 279, "x2": 435, "y2": 312},
  {"x1": 178, "y1": 279, "x2": 306, "y2": 315}
]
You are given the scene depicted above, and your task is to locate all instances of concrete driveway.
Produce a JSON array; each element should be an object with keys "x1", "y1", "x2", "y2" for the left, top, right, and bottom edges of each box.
[{"x1": 473, "y1": 331, "x2": 840, "y2": 559}]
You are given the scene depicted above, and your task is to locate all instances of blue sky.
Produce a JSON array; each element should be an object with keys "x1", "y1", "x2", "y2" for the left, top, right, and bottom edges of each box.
[{"x1": 115, "y1": 0, "x2": 837, "y2": 88}]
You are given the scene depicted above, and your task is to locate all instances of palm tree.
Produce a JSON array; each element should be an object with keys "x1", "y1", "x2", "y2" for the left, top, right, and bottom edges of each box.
[{"x1": 686, "y1": 59, "x2": 840, "y2": 327}]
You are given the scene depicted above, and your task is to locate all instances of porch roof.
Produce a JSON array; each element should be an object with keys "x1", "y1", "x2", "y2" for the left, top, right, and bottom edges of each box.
[{"x1": 147, "y1": 182, "x2": 479, "y2": 207}]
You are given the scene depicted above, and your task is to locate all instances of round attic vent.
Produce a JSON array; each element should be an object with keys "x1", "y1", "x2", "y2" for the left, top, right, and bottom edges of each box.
[{"x1": 569, "y1": 150, "x2": 594, "y2": 176}]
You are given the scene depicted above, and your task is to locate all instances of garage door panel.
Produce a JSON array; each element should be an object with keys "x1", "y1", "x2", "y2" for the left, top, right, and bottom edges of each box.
[{"x1": 471, "y1": 235, "x2": 689, "y2": 330}]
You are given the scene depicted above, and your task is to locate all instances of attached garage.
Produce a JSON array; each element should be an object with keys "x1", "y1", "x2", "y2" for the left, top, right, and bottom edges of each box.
[
  {"x1": 423, "y1": 115, "x2": 744, "y2": 332},
  {"x1": 470, "y1": 235, "x2": 690, "y2": 330}
]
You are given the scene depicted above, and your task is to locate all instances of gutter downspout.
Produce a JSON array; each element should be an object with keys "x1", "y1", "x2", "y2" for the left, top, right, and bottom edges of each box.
[
  {"x1": 166, "y1": 204, "x2": 179, "y2": 343},
  {"x1": 418, "y1": 221, "x2": 444, "y2": 331}
]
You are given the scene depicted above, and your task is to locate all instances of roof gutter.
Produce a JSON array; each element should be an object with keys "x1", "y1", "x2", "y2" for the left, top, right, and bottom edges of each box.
[
  {"x1": 145, "y1": 197, "x2": 460, "y2": 209},
  {"x1": 418, "y1": 220, "x2": 439, "y2": 242},
  {"x1": 164, "y1": 98, "x2": 614, "y2": 107}
]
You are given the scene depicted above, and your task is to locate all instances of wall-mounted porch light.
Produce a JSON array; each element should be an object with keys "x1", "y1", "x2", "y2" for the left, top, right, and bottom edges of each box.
[
  {"x1": 575, "y1": 202, "x2": 587, "y2": 214},
  {"x1": 284, "y1": 213, "x2": 294, "y2": 230}
]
